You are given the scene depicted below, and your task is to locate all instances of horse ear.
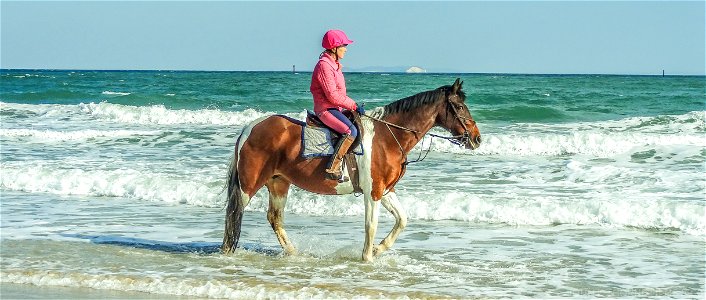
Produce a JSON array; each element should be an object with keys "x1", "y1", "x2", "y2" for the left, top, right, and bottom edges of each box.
[{"x1": 452, "y1": 78, "x2": 462, "y2": 93}]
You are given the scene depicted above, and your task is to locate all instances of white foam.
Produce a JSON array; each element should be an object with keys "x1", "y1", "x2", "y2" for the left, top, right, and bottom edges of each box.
[
  {"x1": 79, "y1": 102, "x2": 274, "y2": 126},
  {"x1": 394, "y1": 190, "x2": 705, "y2": 236},
  {"x1": 418, "y1": 111, "x2": 706, "y2": 157},
  {"x1": 7, "y1": 73, "x2": 53, "y2": 78},
  {"x1": 1, "y1": 158, "x2": 703, "y2": 235},
  {"x1": 101, "y1": 91, "x2": 131, "y2": 96},
  {"x1": 0, "y1": 102, "x2": 79, "y2": 118},
  {"x1": 0, "y1": 128, "x2": 161, "y2": 142},
  {"x1": 497, "y1": 111, "x2": 705, "y2": 134},
  {"x1": 0, "y1": 271, "x2": 364, "y2": 299},
  {"x1": 1, "y1": 102, "x2": 284, "y2": 127},
  {"x1": 242, "y1": 178, "x2": 705, "y2": 236},
  {"x1": 593, "y1": 111, "x2": 705, "y2": 133},
  {"x1": 457, "y1": 131, "x2": 705, "y2": 157},
  {"x1": 0, "y1": 163, "x2": 223, "y2": 207}
]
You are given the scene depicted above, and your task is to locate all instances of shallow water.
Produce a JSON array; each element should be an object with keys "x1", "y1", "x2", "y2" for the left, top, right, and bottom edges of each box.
[
  {"x1": 1, "y1": 70, "x2": 704, "y2": 298},
  {"x1": 1, "y1": 191, "x2": 704, "y2": 298}
]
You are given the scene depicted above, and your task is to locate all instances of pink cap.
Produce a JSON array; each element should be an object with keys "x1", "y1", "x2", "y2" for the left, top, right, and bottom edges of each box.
[{"x1": 322, "y1": 29, "x2": 354, "y2": 49}]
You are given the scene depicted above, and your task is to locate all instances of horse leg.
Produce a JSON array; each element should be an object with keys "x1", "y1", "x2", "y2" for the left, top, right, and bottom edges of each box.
[
  {"x1": 373, "y1": 192, "x2": 407, "y2": 257},
  {"x1": 362, "y1": 194, "x2": 380, "y2": 262},
  {"x1": 266, "y1": 176, "x2": 297, "y2": 255}
]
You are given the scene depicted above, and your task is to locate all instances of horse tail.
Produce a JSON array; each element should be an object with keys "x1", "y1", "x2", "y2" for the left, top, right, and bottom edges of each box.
[{"x1": 222, "y1": 134, "x2": 245, "y2": 254}]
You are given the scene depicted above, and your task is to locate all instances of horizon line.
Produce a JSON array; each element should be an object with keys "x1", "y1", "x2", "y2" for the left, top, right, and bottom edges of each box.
[{"x1": 1, "y1": 68, "x2": 704, "y2": 77}]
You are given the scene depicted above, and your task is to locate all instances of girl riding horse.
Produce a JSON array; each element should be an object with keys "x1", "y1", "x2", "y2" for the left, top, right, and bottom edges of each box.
[{"x1": 310, "y1": 29, "x2": 365, "y2": 181}]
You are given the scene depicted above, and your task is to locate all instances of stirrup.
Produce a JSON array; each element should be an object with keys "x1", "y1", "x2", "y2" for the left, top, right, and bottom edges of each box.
[
  {"x1": 325, "y1": 170, "x2": 341, "y2": 180},
  {"x1": 325, "y1": 168, "x2": 349, "y2": 182}
]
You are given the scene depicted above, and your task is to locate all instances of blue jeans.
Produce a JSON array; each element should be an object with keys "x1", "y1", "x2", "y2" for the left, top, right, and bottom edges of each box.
[{"x1": 324, "y1": 108, "x2": 358, "y2": 138}]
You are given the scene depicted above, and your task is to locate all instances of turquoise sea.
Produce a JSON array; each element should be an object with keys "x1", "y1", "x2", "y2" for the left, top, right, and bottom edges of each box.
[{"x1": 1, "y1": 70, "x2": 704, "y2": 298}]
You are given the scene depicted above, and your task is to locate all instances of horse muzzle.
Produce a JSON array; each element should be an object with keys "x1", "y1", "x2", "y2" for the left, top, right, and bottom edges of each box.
[{"x1": 465, "y1": 134, "x2": 481, "y2": 150}]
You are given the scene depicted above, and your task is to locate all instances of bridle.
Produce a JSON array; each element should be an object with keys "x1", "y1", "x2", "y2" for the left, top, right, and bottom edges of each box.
[{"x1": 442, "y1": 92, "x2": 475, "y2": 147}]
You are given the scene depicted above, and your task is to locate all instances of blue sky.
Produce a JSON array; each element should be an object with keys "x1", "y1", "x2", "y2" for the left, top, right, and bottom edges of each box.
[{"x1": 1, "y1": 1, "x2": 704, "y2": 75}]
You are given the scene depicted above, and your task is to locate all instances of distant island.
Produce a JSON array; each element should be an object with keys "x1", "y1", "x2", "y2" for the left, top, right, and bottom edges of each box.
[{"x1": 405, "y1": 66, "x2": 426, "y2": 73}]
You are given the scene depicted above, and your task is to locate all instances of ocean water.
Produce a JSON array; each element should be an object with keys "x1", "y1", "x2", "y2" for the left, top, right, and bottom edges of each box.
[{"x1": 1, "y1": 70, "x2": 704, "y2": 298}]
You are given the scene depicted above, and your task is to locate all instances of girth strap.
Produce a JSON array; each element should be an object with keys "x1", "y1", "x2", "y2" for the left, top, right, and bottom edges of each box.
[{"x1": 344, "y1": 153, "x2": 363, "y2": 194}]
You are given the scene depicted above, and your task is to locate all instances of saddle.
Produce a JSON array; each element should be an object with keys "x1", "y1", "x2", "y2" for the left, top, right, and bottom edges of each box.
[
  {"x1": 305, "y1": 110, "x2": 364, "y2": 152},
  {"x1": 305, "y1": 110, "x2": 364, "y2": 193}
]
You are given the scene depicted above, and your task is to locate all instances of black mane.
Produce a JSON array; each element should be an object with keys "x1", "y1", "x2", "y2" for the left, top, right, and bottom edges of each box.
[{"x1": 381, "y1": 85, "x2": 465, "y2": 117}]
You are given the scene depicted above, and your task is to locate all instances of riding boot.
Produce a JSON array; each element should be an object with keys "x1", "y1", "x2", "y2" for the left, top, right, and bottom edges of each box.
[{"x1": 325, "y1": 134, "x2": 355, "y2": 181}]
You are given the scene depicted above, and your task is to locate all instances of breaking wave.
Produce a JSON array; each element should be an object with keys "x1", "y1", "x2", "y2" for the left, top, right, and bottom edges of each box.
[{"x1": 1, "y1": 162, "x2": 702, "y2": 235}]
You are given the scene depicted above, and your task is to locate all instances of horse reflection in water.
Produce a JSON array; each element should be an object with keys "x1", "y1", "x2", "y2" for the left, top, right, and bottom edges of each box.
[{"x1": 222, "y1": 79, "x2": 481, "y2": 261}]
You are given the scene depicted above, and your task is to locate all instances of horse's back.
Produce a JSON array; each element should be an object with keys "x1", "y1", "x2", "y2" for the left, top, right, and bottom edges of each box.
[
  {"x1": 241, "y1": 115, "x2": 303, "y2": 147},
  {"x1": 239, "y1": 115, "x2": 309, "y2": 169}
]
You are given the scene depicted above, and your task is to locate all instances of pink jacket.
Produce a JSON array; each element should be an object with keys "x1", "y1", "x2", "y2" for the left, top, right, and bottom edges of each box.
[{"x1": 310, "y1": 53, "x2": 357, "y2": 114}]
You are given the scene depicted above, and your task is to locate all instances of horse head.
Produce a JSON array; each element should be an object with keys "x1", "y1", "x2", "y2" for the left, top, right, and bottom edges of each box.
[{"x1": 436, "y1": 78, "x2": 482, "y2": 150}]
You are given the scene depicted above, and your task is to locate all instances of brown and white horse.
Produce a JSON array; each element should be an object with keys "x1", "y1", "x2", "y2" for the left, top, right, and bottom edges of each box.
[{"x1": 222, "y1": 78, "x2": 481, "y2": 261}]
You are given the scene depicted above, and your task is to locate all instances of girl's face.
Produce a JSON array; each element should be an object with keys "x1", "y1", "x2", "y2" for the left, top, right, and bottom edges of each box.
[{"x1": 335, "y1": 45, "x2": 348, "y2": 59}]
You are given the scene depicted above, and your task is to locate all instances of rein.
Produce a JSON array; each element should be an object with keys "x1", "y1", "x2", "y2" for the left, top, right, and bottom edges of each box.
[
  {"x1": 362, "y1": 114, "x2": 420, "y2": 137},
  {"x1": 360, "y1": 114, "x2": 408, "y2": 164},
  {"x1": 361, "y1": 112, "x2": 467, "y2": 144}
]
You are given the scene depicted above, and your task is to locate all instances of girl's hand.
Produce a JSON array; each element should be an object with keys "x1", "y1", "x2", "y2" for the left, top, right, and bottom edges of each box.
[{"x1": 356, "y1": 103, "x2": 366, "y2": 115}]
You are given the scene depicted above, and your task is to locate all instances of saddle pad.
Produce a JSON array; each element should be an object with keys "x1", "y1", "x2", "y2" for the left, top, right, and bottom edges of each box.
[{"x1": 301, "y1": 126, "x2": 364, "y2": 158}]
